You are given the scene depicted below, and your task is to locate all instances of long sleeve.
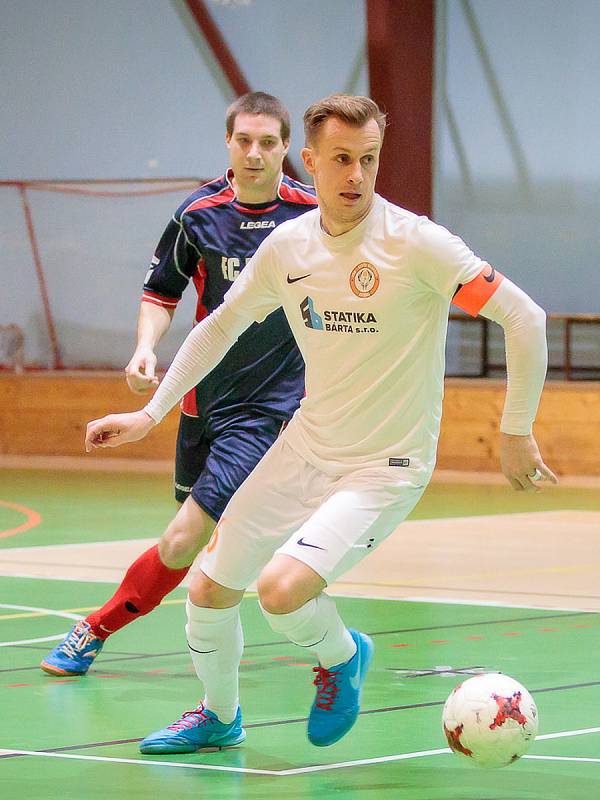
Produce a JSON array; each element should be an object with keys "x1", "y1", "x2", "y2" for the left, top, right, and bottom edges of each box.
[
  {"x1": 144, "y1": 306, "x2": 249, "y2": 423},
  {"x1": 478, "y1": 278, "x2": 547, "y2": 435}
]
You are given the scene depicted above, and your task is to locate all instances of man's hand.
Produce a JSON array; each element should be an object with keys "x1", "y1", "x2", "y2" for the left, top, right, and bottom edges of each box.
[
  {"x1": 85, "y1": 410, "x2": 156, "y2": 452},
  {"x1": 500, "y1": 432, "x2": 558, "y2": 492},
  {"x1": 125, "y1": 347, "x2": 159, "y2": 394}
]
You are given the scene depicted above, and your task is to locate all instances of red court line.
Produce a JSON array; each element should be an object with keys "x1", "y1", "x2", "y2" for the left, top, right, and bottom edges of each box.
[{"x1": 0, "y1": 500, "x2": 42, "y2": 539}]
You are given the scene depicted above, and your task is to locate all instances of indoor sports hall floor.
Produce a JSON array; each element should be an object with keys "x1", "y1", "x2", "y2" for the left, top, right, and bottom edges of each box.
[{"x1": 1, "y1": 464, "x2": 600, "y2": 799}]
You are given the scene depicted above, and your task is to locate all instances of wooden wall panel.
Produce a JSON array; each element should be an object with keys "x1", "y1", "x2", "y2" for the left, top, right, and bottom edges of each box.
[
  {"x1": 438, "y1": 379, "x2": 600, "y2": 475},
  {"x1": 0, "y1": 372, "x2": 178, "y2": 461},
  {"x1": 1, "y1": 374, "x2": 599, "y2": 475}
]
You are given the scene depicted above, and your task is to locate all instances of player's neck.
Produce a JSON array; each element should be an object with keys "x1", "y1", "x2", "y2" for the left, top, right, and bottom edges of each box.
[
  {"x1": 320, "y1": 199, "x2": 374, "y2": 237},
  {"x1": 231, "y1": 174, "x2": 279, "y2": 205}
]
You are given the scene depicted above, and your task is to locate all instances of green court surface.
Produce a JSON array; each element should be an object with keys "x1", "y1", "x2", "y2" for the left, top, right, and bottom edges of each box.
[
  {"x1": 2, "y1": 467, "x2": 600, "y2": 549},
  {"x1": 1, "y1": 468, "x2": 600, "y2": 798}
]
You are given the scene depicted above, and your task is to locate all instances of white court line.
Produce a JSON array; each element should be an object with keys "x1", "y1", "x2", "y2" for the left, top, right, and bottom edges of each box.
[
  {"x1": 0, "y1": 633, "x2": 67, "y2": 647},
  {"x1": 0, "y1": 603, "x2": 82, "y2": 647},
  {"x1": 0, "y1": 749, "x2": 275, "y2": 775},
  {"x1": 0, "y1": 603, "x2": 83, "y2": 619},
  {"x1": 2, "y1": 726, "x2": 599, "y2": 776},
  {"x1": 276, "y1": 747, "x2": 451, "y2": 776},
  {"x1": 275, "y1": 728, "x2": 600, "y2": 776},
  {"x1": 0, "y1": 747, "x2": 451, "y2": 775},
  {"x1": 1, "y1": 572, "x2": 126, "y2": 585},
  {"x1": 537, "y1": 726, "x2": 600, "y2": 741},
  {"x1": 525, "y1": 755, "x2": 600, "y2": 764}
]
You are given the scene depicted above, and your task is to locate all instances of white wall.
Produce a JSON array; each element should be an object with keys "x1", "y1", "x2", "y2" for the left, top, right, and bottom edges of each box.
[
  {"x1": 1, "y1": 0, "x2": 367, "y2": 366},
  {"x1": 435, "y1": 0, "x2": 600, "y2": 313},
  {"x1": 2, "y1": 0, "x2": 598, "y2": 368},
  {"x1": 1, "y1": 0, "x2": 367, "y2": 181}
]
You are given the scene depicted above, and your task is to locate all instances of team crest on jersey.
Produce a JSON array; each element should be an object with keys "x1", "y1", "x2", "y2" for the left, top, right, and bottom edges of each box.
[{"x1": 350, "y1": 262, "x2": 379, "y2": 297}]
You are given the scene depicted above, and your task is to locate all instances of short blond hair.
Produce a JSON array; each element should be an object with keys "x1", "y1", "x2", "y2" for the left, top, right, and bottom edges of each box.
[{"x1": 303, "y1": 94, "x2": 386, "y2": 146}]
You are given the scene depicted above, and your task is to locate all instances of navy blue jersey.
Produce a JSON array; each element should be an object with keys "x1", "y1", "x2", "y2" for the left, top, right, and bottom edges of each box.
[{"x1": 142, "y1": 169, "x2": 316, "y2": 422}]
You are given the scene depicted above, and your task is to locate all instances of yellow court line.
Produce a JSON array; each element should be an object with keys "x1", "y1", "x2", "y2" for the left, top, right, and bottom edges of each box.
[
  {"x1": 0, "y1": 600, "x2": 184, "y2": 622},
  {"x1": 340, "y1": 562, "x2": 600, "y2": 592},
  {"x1": 0, "y1": 611, "x2": 53, "y2": 621},
  {"x1": 335, "y1": 572, "x2": 600, "y2": 592},
  {"x1": 0, "y1": 593, "x2": 257, "y2": 622}
]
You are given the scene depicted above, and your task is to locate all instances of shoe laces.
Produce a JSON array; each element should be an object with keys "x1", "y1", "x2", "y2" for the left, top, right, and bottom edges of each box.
[
  {"x1": 313, "y1": 666, "x2": 339, "y2": 710},
  {"x1": 167, "y1": 704, "x2": 212, "y2": 732},
  {"x1": 59, "y1": 622, "x2": 97, "y2": 659}
]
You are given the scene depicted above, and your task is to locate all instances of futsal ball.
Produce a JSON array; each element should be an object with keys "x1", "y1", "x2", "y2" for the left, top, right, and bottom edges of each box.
[{"x1": 442, "y1": 673, "x2": 538, "y2": 769}]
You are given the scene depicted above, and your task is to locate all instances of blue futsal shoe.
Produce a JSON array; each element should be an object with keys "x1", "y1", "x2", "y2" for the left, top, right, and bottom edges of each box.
[
  {"x1": 139, "y1": 705, "x2": 246, "y2": 754},
  {"x1": 308, "y1": 629, "x2": 374, "y2": 747},
  {"x1": 40, "y1": 621, "x2": 104, "y2": 676}
]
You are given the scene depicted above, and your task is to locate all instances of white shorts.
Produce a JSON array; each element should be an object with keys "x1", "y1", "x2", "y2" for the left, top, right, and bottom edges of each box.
[{"x1": 199, "y1": 437, "x2": 427, "y2": 590}]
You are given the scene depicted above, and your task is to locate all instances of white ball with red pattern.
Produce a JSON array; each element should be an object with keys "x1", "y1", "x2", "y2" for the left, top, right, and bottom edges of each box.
[{"x1": 442, "y1": 672, "x2": 538, "y2": 769}]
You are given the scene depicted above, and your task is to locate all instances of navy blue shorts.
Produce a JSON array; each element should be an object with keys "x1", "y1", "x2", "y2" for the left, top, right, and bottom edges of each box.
[{"x1": 174, "y1": 412, "x2": 285, "y2": 521}]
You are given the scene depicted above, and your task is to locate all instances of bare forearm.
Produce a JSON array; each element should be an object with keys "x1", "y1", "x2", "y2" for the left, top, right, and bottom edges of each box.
[
  {"x1": 136, "y1": 301, "x2": 173, "y2": 350},
  {"x1": 125, "y1": 302, "x2": 174, "y2": 393}
]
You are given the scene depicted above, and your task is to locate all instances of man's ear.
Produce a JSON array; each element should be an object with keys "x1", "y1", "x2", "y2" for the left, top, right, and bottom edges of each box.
[
  {"x1": 282, "y1": 139, "x2": 290, "y2": 158},
  {"x1": 301, "y1": 147, "x2": 315, "y2": 175}
]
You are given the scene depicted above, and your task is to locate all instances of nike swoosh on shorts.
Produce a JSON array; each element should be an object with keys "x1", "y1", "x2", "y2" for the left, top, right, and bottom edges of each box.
[{"x1": 296, "y1": 537, "x2": 326, "y2": 550}]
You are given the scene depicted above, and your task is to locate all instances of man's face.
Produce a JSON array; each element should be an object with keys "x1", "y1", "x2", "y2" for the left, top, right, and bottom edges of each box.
[
  {"x1": 301, "y1": 117, "x2": 381, "y2": 232},
  {"x1": 226, "y1": 113, "x2": 289, "y2": 196}
]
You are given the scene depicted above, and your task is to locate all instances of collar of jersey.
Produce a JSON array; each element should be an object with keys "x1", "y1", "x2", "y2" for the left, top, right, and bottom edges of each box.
[
  {"x1": 226, "y1": 167, "x2": 281, "y2": 213},
  {"x1": 317, "y1": 194, "x2": 381, "y2": 249}
]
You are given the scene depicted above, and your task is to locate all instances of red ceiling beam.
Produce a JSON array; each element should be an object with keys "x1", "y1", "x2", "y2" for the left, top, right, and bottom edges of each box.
[
  {"x1": 184, "y1": 0, "x2": 251, "y2": 96},
  {"x1": 367, "y1": 0, "x2": 434, "y2": 217}
]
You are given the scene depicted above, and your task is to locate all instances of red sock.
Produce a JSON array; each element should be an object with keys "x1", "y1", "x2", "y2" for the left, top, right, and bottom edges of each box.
[{"x1": 86, "y1": 544, "x2": 190, "y2": 639}]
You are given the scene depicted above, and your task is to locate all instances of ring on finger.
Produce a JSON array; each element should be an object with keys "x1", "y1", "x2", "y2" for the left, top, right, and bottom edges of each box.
[{"x1": 528, "y1": 468, "x2": 542, "y2": 482}]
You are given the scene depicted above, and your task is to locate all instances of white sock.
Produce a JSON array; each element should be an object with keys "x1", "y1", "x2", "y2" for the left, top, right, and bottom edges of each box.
[
  {"x1": 261, "y1": 593, "x2": 356, "y2": 669},
  {"x1": 185, "y1": 598, "x2": 243, "y2": 724}
]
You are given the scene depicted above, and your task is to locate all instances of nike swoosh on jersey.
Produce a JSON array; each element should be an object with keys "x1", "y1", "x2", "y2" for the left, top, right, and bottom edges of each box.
[
  {"x1": 287, "y1": 273, "x2": 312, "y2": 284},
  {"x1": 483, "y1": 265, "x2": 496, "y2": 283},
  {"x1": 296, "y1": 537, "x2": 326, "y2": 550}
]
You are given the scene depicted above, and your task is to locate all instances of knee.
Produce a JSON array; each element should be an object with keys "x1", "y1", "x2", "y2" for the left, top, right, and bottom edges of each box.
[
  {"x1": 159, "y1": 525, "x2": 202, "y2": 569},
  {"x1": 258, "y1": 556, "x2": 325, "y2": 615},
  {"x1": 257, "y1": 571, "x2": 300, "y2": 615},
  {"x1": 158, "y1": 532, "x2": 195, "y2": 569},
  {"x1": 189, "y1": 571, "x2": 242, "y2": 609}
]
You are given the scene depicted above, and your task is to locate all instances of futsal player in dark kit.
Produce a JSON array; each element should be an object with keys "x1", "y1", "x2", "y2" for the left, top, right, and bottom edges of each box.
[{"x1": 41, "y1": 92, "x2": 316, "y2": 676}]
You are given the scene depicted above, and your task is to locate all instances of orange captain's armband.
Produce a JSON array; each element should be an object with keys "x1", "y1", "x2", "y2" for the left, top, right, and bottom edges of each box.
[{"x1": 452, "y1": 264, "x2": 504, "y2": 317}]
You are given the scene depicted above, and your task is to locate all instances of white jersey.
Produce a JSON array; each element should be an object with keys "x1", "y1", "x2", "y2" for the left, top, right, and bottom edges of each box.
[
  {"x1": 147, "y1": 195, "x2": 489, "y2": 478},
  {"x1": 243, "y1": 195, "x2": 483, "y2": 476}
]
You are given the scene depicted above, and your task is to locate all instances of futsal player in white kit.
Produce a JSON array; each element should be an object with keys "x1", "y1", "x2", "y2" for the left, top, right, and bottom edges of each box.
[{"x1": 86, "y1": 95, "x2": 557, "y2": 753}]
